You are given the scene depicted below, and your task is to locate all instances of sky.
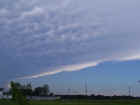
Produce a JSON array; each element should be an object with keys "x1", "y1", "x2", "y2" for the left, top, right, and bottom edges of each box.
[{"x1": 0, "y1": 0, "x2": 140, "y2": 96}]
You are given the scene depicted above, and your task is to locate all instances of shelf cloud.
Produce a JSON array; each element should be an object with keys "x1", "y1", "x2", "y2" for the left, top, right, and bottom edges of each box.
[{"x1": 0, "y1": 0, "x2": 140, "y2": 82}]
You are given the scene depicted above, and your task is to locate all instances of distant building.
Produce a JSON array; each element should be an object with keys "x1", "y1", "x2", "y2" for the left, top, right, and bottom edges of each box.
[
  {"x1": 0, "y1": 92, "x2": 2, "y2": 98},
  {"x1": 0, "y1": 89, "x2": 12, "y2": 99},
  {"x1": 3, "y1": 95, "x2": 12, "y2": 99},
  {"x1": 0, "y1": 90, "x2": 3, "y2": 99}
]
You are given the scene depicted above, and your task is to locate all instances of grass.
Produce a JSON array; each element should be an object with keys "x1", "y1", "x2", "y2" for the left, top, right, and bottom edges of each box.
[{"x1": 1, "y1": 99, "x2": 140, "y2": 105}]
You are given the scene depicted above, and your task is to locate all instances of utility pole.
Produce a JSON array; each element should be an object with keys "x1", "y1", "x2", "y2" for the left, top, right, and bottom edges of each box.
[
  {"x1": 128, "y1": 86, "x2": 131, "y2": 96},
  {"x1": 85, "y1": 81, "x2": 88, "y2": 96},
  {"x1": 68, "y1": 88, "x2": 71, "y2": 95}
]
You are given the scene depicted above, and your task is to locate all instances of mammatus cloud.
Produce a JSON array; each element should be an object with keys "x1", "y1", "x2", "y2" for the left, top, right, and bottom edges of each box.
[{"x1": 0, "y1": 0, "x2": 140, "y2": 82}]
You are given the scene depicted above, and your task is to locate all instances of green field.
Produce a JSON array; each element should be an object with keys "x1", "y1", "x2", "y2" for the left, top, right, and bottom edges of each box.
[{"x1": 1, "y1": 99, "x2": 140, "y2": 105}]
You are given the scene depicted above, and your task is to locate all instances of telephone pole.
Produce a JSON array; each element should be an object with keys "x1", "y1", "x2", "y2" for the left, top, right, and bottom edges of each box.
[
  {"x1": 85, "y1": 81, "x2": 88, "y2": 96},
  {"x1": 128, "y1": 86, "x2": 131, "y2": 96}
]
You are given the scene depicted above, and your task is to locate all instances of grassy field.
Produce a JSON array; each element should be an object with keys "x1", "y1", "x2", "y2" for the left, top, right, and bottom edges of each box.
[{"x1": 1, "y1": 99, "x2": 140, "y2": 105}]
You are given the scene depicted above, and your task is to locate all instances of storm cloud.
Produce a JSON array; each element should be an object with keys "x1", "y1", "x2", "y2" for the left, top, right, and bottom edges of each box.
[{"x1": 0, "y1": 0, "x2": 140, "y2": 82}]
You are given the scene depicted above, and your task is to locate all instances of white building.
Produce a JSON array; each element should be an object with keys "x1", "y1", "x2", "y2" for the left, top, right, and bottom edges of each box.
[
  {"x1": 0, "y1": 91, "x2": 3, "y2": 99},
  {"x1": 0, "y1": 90, "x2": 12, "y2": 99}
]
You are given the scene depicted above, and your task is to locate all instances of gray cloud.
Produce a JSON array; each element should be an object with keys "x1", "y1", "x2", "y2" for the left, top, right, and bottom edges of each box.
[{"x1": 0, "y1": 0, "x2": 140, "y2": 82}]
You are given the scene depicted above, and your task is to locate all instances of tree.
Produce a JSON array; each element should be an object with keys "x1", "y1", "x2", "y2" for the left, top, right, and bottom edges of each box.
[
  {"x1": 10, "y1": 82, "x2": 33, "y2": 97},
  {"x1": 10, "y1": 81, "x2": 17, "y2": 100},
  {"x1": 15, "y1": 89, "x2": 29, "y2": 105},
  {"x1": 20, "y1": 83, "x2": 33, "y2": 97},
  {"x1": 34, "y1": 87, "x2": 42, "y2": 96},
  {"x1": 33, "y1": 84, "x2": 50, "y2": 96},
  {"x1": 0, "y1": 88, "x2": 3, "y2": 92},
  {"x1": 43, "y1": 84, "x2": 50, "y2": 96},
  {"x1": 10, "y1": 81, "x2": 30, "y2": 105}
]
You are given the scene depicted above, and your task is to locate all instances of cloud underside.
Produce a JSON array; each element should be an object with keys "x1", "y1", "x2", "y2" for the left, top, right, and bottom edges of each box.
[{"x1": 0, "y1": 0, "x2": 140, "y2": 81}]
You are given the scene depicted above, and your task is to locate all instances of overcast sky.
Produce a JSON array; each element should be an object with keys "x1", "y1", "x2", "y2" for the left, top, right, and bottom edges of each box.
[{"x1": 0, "y1": 0, "x2": 140, "y2": 95}]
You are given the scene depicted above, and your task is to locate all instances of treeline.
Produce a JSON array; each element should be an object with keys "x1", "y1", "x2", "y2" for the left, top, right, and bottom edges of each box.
[
  {"x1": 56, "y1": 95, "x2": 138, "y2": 100},
  {"x1": 2, "y1": 82, "x2": 53, "y2": 105},
  {"x1": 3, "y1": 82, "x2": 51, "y2": 97}
]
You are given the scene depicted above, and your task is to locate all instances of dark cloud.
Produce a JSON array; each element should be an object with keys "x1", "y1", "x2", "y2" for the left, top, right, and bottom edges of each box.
[{"x1": 0, "y1": 0, "x2": 140, "y2": 82}]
